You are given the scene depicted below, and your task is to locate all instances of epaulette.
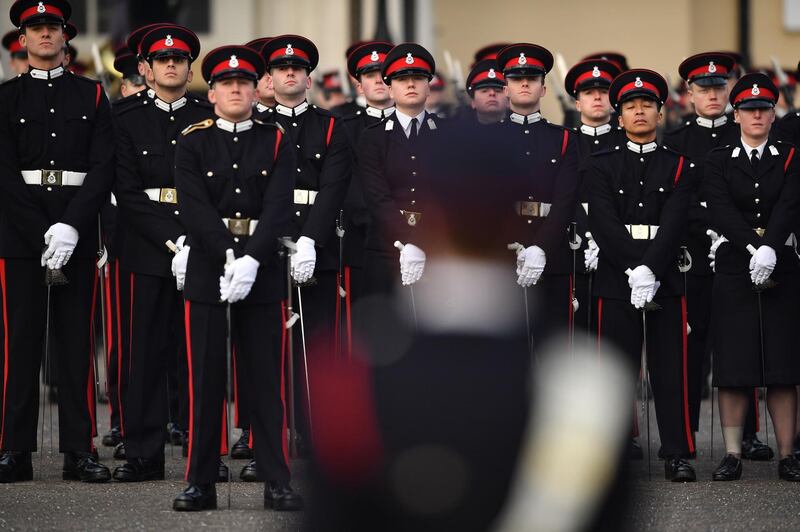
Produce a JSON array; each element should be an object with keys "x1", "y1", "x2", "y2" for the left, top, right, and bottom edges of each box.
[
  {"x1": 113, "y1": 94, "x2": 150, "y2": 116},
  {"x1": 708, "y1": 144, "x2": 732, "y2": 154},
  {"x1": 181, "y1": 118, "x2": 214, "y2": 136},
  {"x1": 664, "y1": 121, "x2": 692, "y2": 137},
  {"x1": 660, "y1": 144, "x2": 685, "y2": 156},
  {"x1": 69, "y1": 71, "x2": 104, "y2": 86},
  {"x1": 590, "y1": 146, "x2": 620, "y2": 157},
  {"x1": 309, "y1": 104, "x2": 334, "y2": 118},
  {"x1": 253, "y1": 118, "x2": 285, "y2": 134},
  {"x1": 342, "y1": 111, "x2": 362, "y2": 122},
  {"x1": 365, "y1": 117, "x2": 387, "y2": 130},
  {"x1": 0, "y1": 74, "x2": 22, "y2": 88}
]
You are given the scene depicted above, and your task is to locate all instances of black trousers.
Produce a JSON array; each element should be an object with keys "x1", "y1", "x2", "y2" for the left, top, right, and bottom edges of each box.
[
  {"x1": 0, "y1": 257, "x2": 97, "y2": 452},
  {"x1": 184, "y1": 300, "x2": 289, "y2": 485},
  {"x1": 685, "y1": 273, "x2": 711, "y2": 432},
  {"x1": 527, "y1": 273, "x2": 573, "y2": 353},
  {"x1": 123, "y1": 272, "x2": 184, "y2": 461},
  {"x1": 104, "y1": 259, "x2": 130, "y2": 434},
  {"x1": 596, "y1": 296, "x2": 695, "y2": 457}
]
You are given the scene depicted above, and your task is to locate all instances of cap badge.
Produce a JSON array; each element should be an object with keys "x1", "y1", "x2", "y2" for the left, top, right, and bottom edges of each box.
[
  {"x1": 592, "y1": 66, "x2": 601, "y2": 78},
  {"x1": 708, "y1": 61, "x2": 716, "y2": 73},
  {"x1": 165, "y1": 35, "x2": 174, "y2": 47},
  {"x1": 518, "y1": 53, "x2": 527, "y2": 65},
  {"x1": 36, "y1": 2, "x2": 45, "y2": 13},
  {"x1": 751, "y1": 84, "x2": 760, "y2": 96},
  {"x1": 405, "y1": 53, "x2": 414, "y2": 64},
  {"x1": 634, "y1": 77, "x2": 643, "y2": 88},
  {"x1": 488, "y1": 68, "x2": 496, "y2": 79},
  {"x1": 229, "y1": 55, "x2": 239, "y2": 68},
  {"x1": 285, "y1": 44, "x2": 294, "y2": 56},
  {"x1": 370, "y1": 50, "x2": 379, "y2": 61}
]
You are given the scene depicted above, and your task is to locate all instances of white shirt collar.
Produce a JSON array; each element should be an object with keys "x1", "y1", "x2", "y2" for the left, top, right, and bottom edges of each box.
[
  {"x1": 275, "y1": 101, "x2": 309, "y2": 117},
  {"x1": 29, "y1": 66, "x2": 64, "y2": 80},
  {"x1": 395, "y1": 108, "x2": 427, "y2": 138},
  {"x1": 695, "y1": 114, "x2": 728, "y2": 129},
  {"x1": 153, "y1": 95, "x2": 187, "y2": 113},
  {"x1": 626, "y1": 140, "x2": 658, "y2": 154},
  {"x1": 215, "y1": 118, "x2": 253, "y2": 133},
  {"x1": 580, "y1": 123, "x2": 612, "y2": 136},
  {"x1": 509, "y1": 111, "x2": 542, "y2": 125},
  {"x1": 741, "y1": 138, "x2": 767, "y2": 159},
  {"x1": 365, "y1": 105, "x2": 396, "y2": 119}
]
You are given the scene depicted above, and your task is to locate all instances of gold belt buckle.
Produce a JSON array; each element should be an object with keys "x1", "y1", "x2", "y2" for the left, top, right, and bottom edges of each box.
[
  {"x1": 294, "y1": 189, "x2": 309, "y2": 204},
  {"x1": 227, "y1": 218, "x2": 251, "y2": 236},
  {"x1": 41, "y1": 169, "x2": 62, "y2": 186},
  {"x1": 159, "y1": 188, "x2": 177, "y2": 204},
  {"x1": 400, "y1": 210, "x2": 422, "y2": 227},
  {"x1": 518, "y1": 201, "x2": 540, "y2": 217},
  {"x1": 631, "y1": 224, "x2": 649, "y2": 240},
  {"x1": 755, "y1": 227, "x2": 765, "y2": 237}
]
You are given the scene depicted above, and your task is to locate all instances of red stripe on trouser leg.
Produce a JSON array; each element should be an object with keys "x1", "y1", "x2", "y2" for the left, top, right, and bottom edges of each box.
[
  {"x1": 753, "y1": 388, "x2": 760, "y2": 433},
  {"x1": 248, "y1": 425, "x2": 253, "y2": 447},
  {"x1": 596, "y1": 297, "x2": 603, "y2": 352},
  {"x1": 87, "y1": 268, "x2": 99, "y2": 445},
  {"x1": 280, "y1": 301, "x2": 289, "y2": 465},
  {"x1": 680, "y1": 296, "x2": 695, "y2": 453},
  {"x1": 0, "y1": 260, "x2": 8, "y2": 447},
  {"x1": 104, "y1": 264, "x2": 112, "y2": 419},
  {"x1": 220, "y1": 401, "x2": 228, "y2": 455},
  {"x1": 183, "y1": 301, "x2": 195, "y2": 481},
  {"x1": 345, "y1": 267, "x2": 352, "y2": 359},
  {"x1": 115, "y1": 261, "x2": 125, "y2": 435},
  {"x1": 232, "y1": 346, "x2": 239, "y2": 427}
]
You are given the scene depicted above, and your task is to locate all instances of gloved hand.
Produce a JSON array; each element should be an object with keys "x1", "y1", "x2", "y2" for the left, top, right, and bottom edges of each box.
[
  {"x1": 171, "y1": 245, "x2": 190, "y2": 291},
  {"x1": 584, "y1": 238, "x2": 599, "y2": 272},
  {"x1": 291, "y1": 236, "x2": 316, "y2": 283},
  {"x1": 627, "y1": 265, "x2": 657, "y2": 309},
  {"x1": 399, "y1": 243, "x2": 426, "y2": 285},
  {"x1": 706, "y1": 230, "x2": 727, "y2": 272},
  {"x1": 220, "y1": 255, "x2": 260, "y2": 303},
  {"x1": 749, "y1": 245, "x2": 776, "y2": 286},
  {"x1": 516, "y1": 245, "x2": 546, "y2": 287},
  {"x1": 41, "y1": 223, "x2": 79, "y2": 270}
]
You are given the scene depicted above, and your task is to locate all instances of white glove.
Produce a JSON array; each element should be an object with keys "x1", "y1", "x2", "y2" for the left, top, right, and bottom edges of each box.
[
  {"x1": 220, "y1": 255, "x2": 260, "y2": 303},
  {"x1": 627, "y1": 265, "x2": 657, "y2": 309},
  {"x1": 41, "y1": 223, "x2": 79, "y2": 270},
  {"x1": 171, "y1": 246, "x2": 190, "y2": 291},
  {"x1": 516, "y1": 245, "x2": 546, "y2": 287},
  {"x1": 584, "y1": 238, "x2": 599, "y2": 272},
  {"x1": 749, "y1": 245, "x2": 776, "y2": 286},
  {"x1": 291, "y1": 236, "x2": 316, "y2": 283},
  {"x1": 706, "y1": 230, "x2": 727, "y2": 272},
  {"x1": 399, "y1": 243, "x2": 426, "y2": 285}
]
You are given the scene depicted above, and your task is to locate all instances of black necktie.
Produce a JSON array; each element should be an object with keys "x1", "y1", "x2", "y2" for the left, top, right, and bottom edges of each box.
[
  {"x1": 750, "y1": 149, "x2": 759, "y2": 171},
  {"x1": 410, "y1": 117, "x2": 419, "y2": 140}
]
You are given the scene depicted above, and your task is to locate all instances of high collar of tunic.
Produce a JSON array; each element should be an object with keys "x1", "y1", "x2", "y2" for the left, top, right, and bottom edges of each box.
[
  {"x1": 153, "y1": 95, "x2": 187, "y2": 113},
  {"x1": 626, "y1": 139, "x2": 658, "y2": 154},
  {"x1": 695, "y1": 114, "x2": 727, "y2": 129},
  {"x1": 215, "y1": 117, "x2": 253, "y2": 133},
  {"x1": 365, "y1": 105, "x2": 395, "y2": 119},
  {"x1": 509, "y1": 111, "x2": 542, "y2": 125},
  {"x1": 580, "y1": 123, "x2": 612, "y2": 136},
  {"x1": 275, "y1": 100, "x2": 309, "y2": 117},
  {"x1": 29, "y1": 65, "x2": 64, "y2": 80}
]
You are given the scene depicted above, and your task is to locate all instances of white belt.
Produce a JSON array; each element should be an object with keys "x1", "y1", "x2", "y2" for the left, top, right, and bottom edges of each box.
[
  {"x1": 222, "y1": 217, "x2": 258, "y2": 236},
  {"x1": 625, "y1": 224, "x2": 659, "y2": 240},
  {"x1": 144, "y1": 187, "x2": 178, "y2": 204},
  {"x1": 294, "y1": 189, "x2": 317, "y2": 205},
  {"x1": 22, "y1": 169, "x2": 86, "y2": 186},
  {"x1": 516, "y1": 201, "x2": 552, "y2": 217}
]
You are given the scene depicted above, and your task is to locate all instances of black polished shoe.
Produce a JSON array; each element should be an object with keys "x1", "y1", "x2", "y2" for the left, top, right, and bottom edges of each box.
[
  {"x1": 265, "y1": 482, "x2": 304, "y2": 511},
  {"x1": 167, "y1": 423, "x2": 184, "y2": 446},
  {"x1": 217, "y1": 460, "x2": 230, "y2": 483},
  {"x1": 742, "y1": 434, "x2": 774, "y2": 461},
  {"x1": 112, "y1": 458, "x2": 165, "y2": 482},
  {"x1": 173, "y1": 484, "x2": 217, "y2": 511},
  {"x1": 63, "y1": 451, "x2": 111, "y2": 482},
  {"x1": 712, "y1": 454, "x2": 742, "y2": 481},
  {"x1": 778, "y1": 456, "x2": 800, "y2": 481},
  {"x1": 240, "y1": 459, "x2": 262, "y2": 482},
  {"x1": 230, "y1": 429, "x2": 253, "y2": 459},
  {"x1": 664, "y1": 457, "x2": 696, "y2": 482},
  {"x1": 113, "y1": 442, "x2": 126, "y2": 460},
  {"x1": 102, "y1": 427, "x2": 122, "y2": 447},
  {"x1": 0, "y1": 451, "x2": 33, "y2": 483},
  {"x1": 628, "y1": 438, "x2": 643, "y2": 460},
  {"x1": 793, "y1": 434, "x2": 800, "y2": 460}
]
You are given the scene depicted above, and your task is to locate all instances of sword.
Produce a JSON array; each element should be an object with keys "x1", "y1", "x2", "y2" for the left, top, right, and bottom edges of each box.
[
  {"x1": 295, "y1": 286, "x2": 313, "y2": 441},
  {"x1": 568, "y1": 222, "x2": 581, "y2": 354},
  {"x1": 279, "y1": 237, "x2": 300, "y2": 458},
  {"x1": 393, "y1": 241, "x2": 418, "y2": 329},
  {"x1": 508, "y1": 242, "x2": 534, "y2": 361},
  {"x1": 335, "y1": 210, "x2": 346, "y2": 359},
  {"x1": 224, "y1": 248, "x2": 235, "y2": 509},
  {"x1": 585, "y1": 232, "x2": 594, "y2": 350}
]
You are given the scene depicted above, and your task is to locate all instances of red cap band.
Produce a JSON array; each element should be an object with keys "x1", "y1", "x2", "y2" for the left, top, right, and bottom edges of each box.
[
  {"x1": 384, "y1": 56, "x2": 432, "y2": 78},
  {"x1": 618, "y1": 80, "x2": 660, "y2": 100},
  {"x1": 734, "y1": 87, "x2": 776, "y2": 105},
  {"x1": 356, "y1": 52, "x2": 386, "y2": 70},
  {"x1": 211, "y1": 58, "x2": 257, "y2": 77},
  {"x1": 687, "y1": 64, "x2": 729, "y2": 80},
  {"x1": 8, "y1": 40, "x2": 23, "y2": 53},
  {"x1": 470, "y1": 69, "x2": 505, "y2": 86},
  {"x1": 20, "y1": 4, "x2": 63, "y2": 22},
  {"x1": 148, "y1": 37, "x2": 191, "y2": 56},
  {"x1": 269, "y1": 46, "x2": 310, "y2": 62},
  {"x1": 574, "y1": 69, "x2": 613, "y2": 90},
  {"x1": 504, "y1": 56, "x2": 544, "y2": 71}
]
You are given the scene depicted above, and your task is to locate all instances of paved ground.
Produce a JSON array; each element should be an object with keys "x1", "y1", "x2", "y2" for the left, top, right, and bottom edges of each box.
[{"x1": 2, "y1": 388, "x2": 800, "y2": 530}]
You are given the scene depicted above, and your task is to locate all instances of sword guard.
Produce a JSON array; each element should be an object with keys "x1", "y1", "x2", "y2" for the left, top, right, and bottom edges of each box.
[
  {"x1": 335, "y1": 226, "x2": 345, "y2": 238},
  {"x1": 338, "y1": 286, "x2": 347, "y2": 298},
  {"x1": 45, "y1": 268, "x2": 69, "y2": 287},
  {"x1": 754, "y1": 279, "x2": 778, "y2": 292},
  {"x1": 285, "y1": 312, "x2": 300, "y2": 329}
]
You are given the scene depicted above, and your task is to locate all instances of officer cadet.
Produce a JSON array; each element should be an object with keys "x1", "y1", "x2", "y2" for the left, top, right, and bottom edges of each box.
[
  {"x1": 111, "y1": 24, "x2": 213, "y2": 482},
  {"x1": 330, "y1": 41, "x2": 370, "y2": 118},
  {"x1": 463, "y1": 59, "x2": 507, "y2": 125},
  {"x1": 314, "y1": 70, "x2": 348, "y2": 110},
  {"x1": 583, "y1": 51, "x2": 630, "y2": 72},
  {"x1": 426, "y1": 74, "x2": 455, "y2": 118},
  {"x1": 472, "y1": 43, "x2": 509, "y2": 65},
  {"x1": 774, "y1": 61, "x2": 800, "y2": 146},
  {"x1": 588, "y1": 69, "x2": 699, "y2": 481},
  {"x1": 494, "y1": 42, "x2": 580, "y2": 350},
  {"x1": 0, "y1": 0, "x2": 114, "y2": 483},
  {"x1": 114, "y1": 48, "x2": 146, "y2": 98},
  {"x1": 173, "y1": 44, "x2": 302, "y2": 512},
  {"x1": 2, "y1": 29, "x2": 27, "y2": 75},
  {"x1": 704, "y1": 73, "x2": 800, "y2": 481},
  {"x1": 663, "y1": 52, "x2": 773, "y2": 460},
  {"x1": 357, "y1": 42, "x2": 441, "y2": 295},
  {"x1": 244, "y1": 37, "x2": 275, "y2": 112},
  {"x1": 259, "y1": 34, "x2": 351, "y2": 448}
]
